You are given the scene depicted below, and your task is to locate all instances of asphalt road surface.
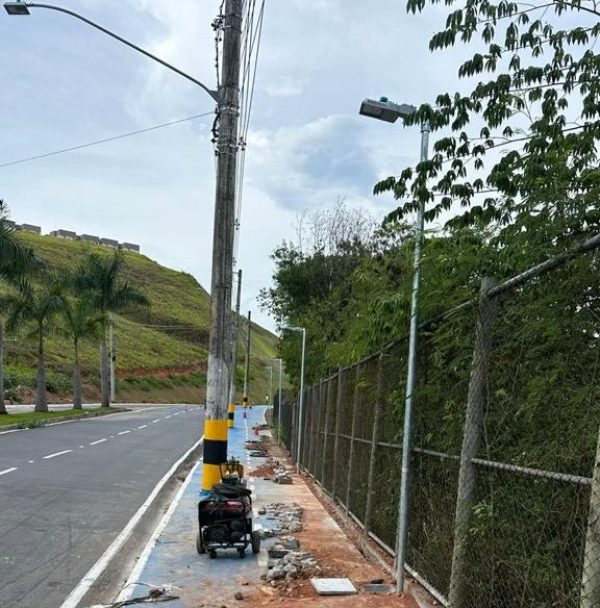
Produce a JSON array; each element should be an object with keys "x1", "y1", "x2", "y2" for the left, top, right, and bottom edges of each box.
[{"x1": 0, "y1": 405, "x2": 205, "y2": 608}]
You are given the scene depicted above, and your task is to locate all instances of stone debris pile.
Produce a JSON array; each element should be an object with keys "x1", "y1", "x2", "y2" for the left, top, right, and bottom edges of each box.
[
  {"x1": 273, "y1": 463, "x2": 292, "y2": 484},
  {"x1": 265, "y1": 536, "x2": 320, "y2": 582},
  {"x1": 258, "y1": 503, "x2": 303, "y2": 538}
]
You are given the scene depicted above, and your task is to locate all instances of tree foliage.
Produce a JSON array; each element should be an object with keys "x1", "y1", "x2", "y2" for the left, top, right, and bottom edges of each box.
[{"x1": 375, "y1": 0, "x2": 600, "y2": 265}]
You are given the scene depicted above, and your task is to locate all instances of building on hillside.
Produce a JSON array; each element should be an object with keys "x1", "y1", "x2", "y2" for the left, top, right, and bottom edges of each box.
[
  {"x1": 100, "y1": 237, "x2": 119, "y2": 248},
  {"x1": 50, "y1": 229, "x2": 77, "y2": 239},
  {"x1": 3, "y1": 220, "x2": 16, "y2": 228},
  {"x1": 120, "y1": 242, "x2": 140, "y2": 253},
  {"x1": 79, "y1": 234, "x2": 100, "y2": 245},
  {"x1": 19, "y1": 224, "x2": 41, "y2": 234}
]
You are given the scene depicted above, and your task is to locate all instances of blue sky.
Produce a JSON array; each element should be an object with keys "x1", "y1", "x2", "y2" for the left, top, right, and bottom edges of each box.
[{"x1": 0, "y1": 0, "x2": 466, "y2": 331}]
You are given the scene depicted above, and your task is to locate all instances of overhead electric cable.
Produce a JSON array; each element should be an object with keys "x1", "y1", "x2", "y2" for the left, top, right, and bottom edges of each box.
[{"x1": 0, "y1": 111, "x2": 215, "y2": 170}]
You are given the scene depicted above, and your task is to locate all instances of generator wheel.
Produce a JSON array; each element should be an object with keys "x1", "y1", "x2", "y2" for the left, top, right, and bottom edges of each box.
[
  {"x1": 209, "y1": 550, "x2": 217, "y2": 559},
  {"x1": 251, "y1": 530, "x2": 261, "y2": 554},
  {"x1": 196, "y1": 531, "x2": 205, "y2": 554}
]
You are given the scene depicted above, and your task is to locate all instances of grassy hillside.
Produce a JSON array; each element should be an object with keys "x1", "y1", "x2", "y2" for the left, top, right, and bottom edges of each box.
[{"x1": 4, "y1": 232, "x2": 278, "y2": 404}]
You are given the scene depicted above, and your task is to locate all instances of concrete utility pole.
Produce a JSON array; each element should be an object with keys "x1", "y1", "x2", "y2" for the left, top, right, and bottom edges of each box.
[
  {"x1": 243, "y1": 310, "x2": 251, "y2": 406},
  {"x1": 202, "y1": 0, "x2": 242, "y2": 493},
  {"x1": 109, "y1": 314, "x2": 116, "y2": 403},
  {"x1": 228, "y1": 269, "x2": 242, "y2": 405},
  {"x1": 228, "y1": 269, "x2": 242, "y2": 429}
]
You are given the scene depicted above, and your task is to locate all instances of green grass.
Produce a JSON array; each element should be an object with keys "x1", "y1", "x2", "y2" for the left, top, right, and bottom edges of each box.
[
  {"x1": 0, "y1": 407, "x2": 107, "y2": 427},
  {"x1": 4, "y1": 232, "x2": 278, "y2": 403}
]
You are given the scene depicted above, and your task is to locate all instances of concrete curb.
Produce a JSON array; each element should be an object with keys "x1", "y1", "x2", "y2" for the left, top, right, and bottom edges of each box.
[{"x1": 0, "y1": 406, "x2": 130, "y2": 432}]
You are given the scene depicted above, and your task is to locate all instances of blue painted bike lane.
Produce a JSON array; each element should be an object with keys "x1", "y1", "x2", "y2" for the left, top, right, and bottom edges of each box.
[{"x1": 116, "y1": 405, "x2": 270, "y2": 607}]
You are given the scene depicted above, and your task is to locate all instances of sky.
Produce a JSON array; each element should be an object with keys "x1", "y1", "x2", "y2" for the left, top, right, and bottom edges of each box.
[{"x1": 0, "y1": 0, "x2": 468, "y2": 332}]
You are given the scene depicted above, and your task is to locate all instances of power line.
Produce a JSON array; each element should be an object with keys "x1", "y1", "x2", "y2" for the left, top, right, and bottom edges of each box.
[{"x1": 0, "y1": 110, "x2": 215, "y2": 170}]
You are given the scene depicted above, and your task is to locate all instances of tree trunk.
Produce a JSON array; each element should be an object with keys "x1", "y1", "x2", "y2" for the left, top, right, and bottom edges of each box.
[
  {"x1": 73, "y1": 341, "x2": 82, "y2": 410},
  {"x1": 35, "y1": 325, "x2": 48, "y2": 413},
  {"x1": 100, "y1": 334, "x2": 109, "y2": 407},
  {"x1": 0, "y1": 323, "x2": 6, "y2": 415}
]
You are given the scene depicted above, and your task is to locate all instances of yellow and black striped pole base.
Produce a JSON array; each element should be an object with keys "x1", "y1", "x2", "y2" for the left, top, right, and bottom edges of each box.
[
  {"x1": 201, "y1": 419, "x2": 228, "y2": 492},
  {"x1": 227, "y1": 403, "x2": 235, "y2": 428}
]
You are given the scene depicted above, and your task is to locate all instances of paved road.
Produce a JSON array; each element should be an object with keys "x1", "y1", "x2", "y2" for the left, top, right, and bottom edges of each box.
[{"x1": 0, "y1": 405, "x2": 205, "y2": 608}]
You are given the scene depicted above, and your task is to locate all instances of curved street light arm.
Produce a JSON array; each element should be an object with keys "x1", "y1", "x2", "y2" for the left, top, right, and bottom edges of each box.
[{"x1": 25, "y1": 2, "x2": 220, "y2": 103}]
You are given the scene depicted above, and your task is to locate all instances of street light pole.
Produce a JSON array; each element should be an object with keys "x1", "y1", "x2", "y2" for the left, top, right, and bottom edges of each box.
[
  {"x1": 359, "y1": 97, "x2": 429, "y2": 593},
  {"x1": 287, "y1": 326, "x2": 306, "y2": 472},
  {"x1": 272, "y1": 357, "x2": 283, "y2": 442},
  {"x1": 243, "y1": 310, "x2": 251, "y2": 406},
  {"x1": 4, "y1": 0, "x2": 243, "y2": 494}
]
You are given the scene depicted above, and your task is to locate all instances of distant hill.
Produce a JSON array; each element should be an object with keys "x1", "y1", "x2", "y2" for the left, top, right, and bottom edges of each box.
[{"x1": 4, "y1": 232, "x2": 278, "y2": 405}]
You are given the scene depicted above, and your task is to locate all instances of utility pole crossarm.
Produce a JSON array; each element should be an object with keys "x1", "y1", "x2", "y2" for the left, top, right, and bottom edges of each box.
[{"x1": 8, "y1": 2, "x2": 220, "y2": 102}]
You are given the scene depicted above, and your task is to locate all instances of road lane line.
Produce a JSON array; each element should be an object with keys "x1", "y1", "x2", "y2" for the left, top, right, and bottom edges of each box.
[
  {"x1": 152, "y1": 419, "x2": 160, "y2": 423},
  {"x1": 164, "y1": 415, "x2": 172, "y2": 419},
  {"x1": 89, "y1": 438, "x2": 107, "y2": 446},
  {"x1": 0, "y1": 467, "x2": 17, "y2": 476},
  {"x1": 118, "y1": 430, "x2": 131, "y2": 435},
  {"x1": 43, "y1": 449, "x2": 73, "y2": 460},
  {"x1": 116, "y1": 458, "x2": 202, "y2": 603},
  {"x1": 59, "y1": 434, "x2": 205, "y2": 608},
  {"x1": 137, "y1": 425, "x2": 147, "y2": 429}
]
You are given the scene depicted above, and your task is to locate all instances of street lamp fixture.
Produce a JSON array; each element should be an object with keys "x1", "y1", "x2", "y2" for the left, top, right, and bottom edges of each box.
[
  {"x1": 359, "y1": 95, "x2": 429, "y2": 594},
  {"x1": 359, "y1": 97, "x2": 416, "y2": 123},
  {"x1": 4, "y1": 2, "x2": 29, "y2": 15}
]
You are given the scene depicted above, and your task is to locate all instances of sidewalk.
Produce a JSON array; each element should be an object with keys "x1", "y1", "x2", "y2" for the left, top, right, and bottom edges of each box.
[{"x1": 112, "y1": 406, "x2": 420, "y2": 608}]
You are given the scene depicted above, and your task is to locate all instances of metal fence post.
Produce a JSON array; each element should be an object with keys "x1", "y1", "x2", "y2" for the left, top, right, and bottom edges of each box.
[
  {"x1": 580, "y1": 423, "x2": 600, "y2": 608},
  {"x1": 364, "y1": 353, "x2": 385, "y2": 536},
  {"x1": 345, "y1": 363, "x2": 362, "y2": 512},
  {"x1": 331, "y1": 367, "x2": 344, "y2": 500},
  {"x1": 320, "y1": 377, "x2": 333, "y2": 483},
  {"x1": 314, "y1": 381, "x2": 325, "y2": 475},
  {"x1": 448, "y1": 277, "x2": 497, "y2": 608}
]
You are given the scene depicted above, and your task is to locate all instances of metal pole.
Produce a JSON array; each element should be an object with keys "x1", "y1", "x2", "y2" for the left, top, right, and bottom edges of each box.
[
  {"x1": 394, "y1": 122, "x2": 430, "y2": 592},
  {"x1": 229, "y1": 269, "x2": 242, "y2": 405},
  {"x1": 109, "y1": 313, "x2": 116, "y2": 403},
  {"x1": 243, "y1": 310, "x2": 251, "y2": 406},
  {"x1": 448, "y1": 277, "x2": 497, "y2": 608},
  {"x1": 24, "y1": 2, "x2": 219, "y2": 102},
  {"x1": 277, "y1": 358, "x2": 283, "y2": 442},
  {"x1": 295, "y1": 328, "x2": 306, "y2": 472},
  {"x1": 202, "y1": 0, "x2": 242, "y2": 493}
]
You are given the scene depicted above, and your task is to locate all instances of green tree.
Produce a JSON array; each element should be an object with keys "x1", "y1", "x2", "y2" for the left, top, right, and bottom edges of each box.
[
  {"x1": 75, "y1": 251, "x2": 149, "y2": 407},
  {"x1": 375, "y1": 0, "x2": 600, "y2": 268},
  {"x1": 61, "y1": 295, "x2": 101, "y2": 410},
  {"x1": 0, "y1": 200, "x2": 37, "y2": 414},
  {"x1": 4, "y1": 278, "x2": 63, "y2": 412}
]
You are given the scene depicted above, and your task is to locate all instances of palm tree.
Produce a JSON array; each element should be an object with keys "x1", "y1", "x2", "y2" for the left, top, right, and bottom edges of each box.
[
  {"x1": 4, "y1": 278, "x2": 63, "y2": 412},
  {"x1": 61, "y1": 296, "x2": 101, "y2": 409},
  {"x1": 0, "y1": 201, "x2": 37, "y2": 414},
  {"x1": 75, "y1": 251, "x2": 148, "y2": 407}
]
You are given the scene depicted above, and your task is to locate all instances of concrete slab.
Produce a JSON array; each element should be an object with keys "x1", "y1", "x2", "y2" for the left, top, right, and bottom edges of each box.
[{"x1": 310, "y1": 577, "x2": 358, "y2": 595}]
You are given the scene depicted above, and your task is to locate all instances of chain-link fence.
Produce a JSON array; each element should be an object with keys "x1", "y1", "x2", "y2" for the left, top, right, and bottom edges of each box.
[{"x1": 278, "y1": 234, "x2": 600, "y2": 608}]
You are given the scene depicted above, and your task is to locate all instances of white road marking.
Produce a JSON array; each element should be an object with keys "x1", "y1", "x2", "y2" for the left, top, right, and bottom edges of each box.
[
  {"x1": 152, "y1": 419, "x2": 160, "y2": 424},
  {"x1": 137, "y1": 425, "x2": 147, "y2": 429},
  {"x1": 43, "y1": 449, "x2": 72, "y2": 460},
  {"x1": 163, "y1": 415, "x2": 171, "y2": 419},
  {"x1": 118, "y1": 430, "x2": 130, "y2": 435},
  {"x1": 60, "y1": 435, "x2": 204, "y2": 608},
  {"x1": 28, "y1": 460, "x2": 35, "y2": 464},
  {"x1": 116, "y1": 458, "x2": 202, "y2": 603},
  {"x1": 79, "y1": 445, "x2": 85, "y2": 449},
  {"x1": 0, "y1": 467, "x2": 17, "y2": 476},
  {"x1": 89, "y1": 438, "x2": 107, "y2": 446}
]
